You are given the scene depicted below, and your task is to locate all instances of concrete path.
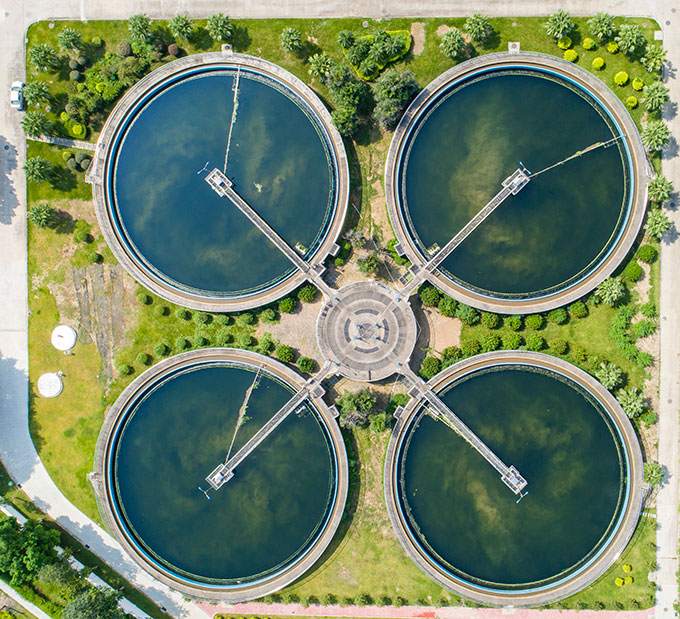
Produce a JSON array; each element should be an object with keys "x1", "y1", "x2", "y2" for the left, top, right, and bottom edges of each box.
[
  {"x1": 30, "y1": 135, "x2": 96, "y2": 151},
  {"x1": 200, "y1": 600, "x2": 653, "y2": 618},
  {"x1": 0, "y1": 2, "x2": 676, "y2": 619},
  {"x1": 0, "y1": 579, "x2": 50, "y2": 619},
  {"x1": 654, "y1": 0, "x2": 680, "y2": 616}
]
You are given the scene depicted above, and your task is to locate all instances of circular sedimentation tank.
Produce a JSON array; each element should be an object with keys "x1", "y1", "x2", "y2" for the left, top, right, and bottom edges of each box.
[
  {"x1": 89, "y1": 53, "x2": 348, "y2": 312},
  {"x1": 385, "y1": 351, "x2": 643, "y2": 606},
  {"x1": 94, "y1": 349, "x2": 347, "y2": 601},
  {"x1": 385, "y1": 52, "x2": 650, "y2": 313}
]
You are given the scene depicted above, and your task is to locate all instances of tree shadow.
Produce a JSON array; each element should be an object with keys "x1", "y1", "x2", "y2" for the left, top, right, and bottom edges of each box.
[
  {"x1": 661, "y1": 223, "x2": 678, "y2": 245},
  {"x1": 49, "y1": 165, "x2": 77, "y2": 194},
  {"x1": 482, "y1": 29, "x2": 501, "y2": 51},
  {"x1": 232, "y1": 26, "x2": 252, "y2": 53},
  {"x1": 52, "y1": 210, "x2": 76, "y2": 234},
  {"x1": 301, "y1": 40, "x2": 322, "y2": 62},
  {"x1": 0, "y1": 136, "x2": 19, "y2": 225},
  {"x1": 663, "y1": 135, "x2": 679, "y2": 159},
  {"x1": 189, "y1": 27, "x2": 214, "y2": 51}
]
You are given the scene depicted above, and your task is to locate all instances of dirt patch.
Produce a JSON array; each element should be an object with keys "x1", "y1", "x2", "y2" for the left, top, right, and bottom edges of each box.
[
  {"x1": 436, "y1": 24, "x2": 453, "y2": 37},
  {"x1": 255, "y1": 296, "x2": 324, "y2": 362},
  {"x1": 410, "y1": 22, "x2": 425, "y2": 55},
  {"x1": 424, "y1": 307, "x2": 462, "y2": 352}
]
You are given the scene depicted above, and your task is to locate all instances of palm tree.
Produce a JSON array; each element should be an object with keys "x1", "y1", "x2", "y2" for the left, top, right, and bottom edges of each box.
[
  {"x1": 587, "y1": 13, "x2": 616, "y2": 42},
  {"x1": 168, "y1": 14, "x2": 193, "y2": 40},
  {"x1": 616, "y1": 387, "x2": 645, "y2": 418},
  {"x1": 58, "y1": 27, "x2": 82, "y2": 52},
  {"x1": 648, "y1": 175, "x2": 673, "y2": 203},
  {"x1": 464, "y1": 14, "x2": 492, "y2": 43},
  {"x1": 308, "y1": 53, "x2": 334, "y2": 83},
  {"x1": 20, "y1": 111, "x2": 48, "y2": 138},
  {"x1": 644, "y1": 208, "x2": 672, "y2": 239},
  {"x1": 641, "y1": 120, "x2": 671, "y2": 151},
  {"x1": 337, "y1": 30, "x2": 355, "y2": 49},
  {"x1": 23, "y1": 81, "x2": 50, "y2": 106},
  {"x1": 280, "y1": 27, "x2": 304, "y2": 53},
  {"x1": 439, "y1": 28, "x2": 466, "y2": 60},
  {"x1": 24, "y1": 157, "x2": 52, "y2": 183},
  {"x1": 544, "y1": 10, "x2": 574, "y2": 39},
  {"x1": 128, "y1": 14, "x2": 153, "y2": 43},
  {"x1": 641, "y1": 44, "x2": 667, "y2": 72},
  {"x1": 594, "y1": 362, "x2": 623, "y2": 390},
  {"x1": 206, "y1": 14, "x2": 234, "y2": 42},
  {"x1": 643, "y1": 462, "x2": 664, "y2": 487},
  {"x1": 28, "y1": 203, "x2": 55, "y2": 228},
  {"x1": 615, "y1": 24, "x2": 646, "y2": 55},
  {"x1": 642, "y1": 81, "x2": 670, "y2": 112},
  {"x1": 28, "y1": 44, "x2": 57, "y2": 72}
]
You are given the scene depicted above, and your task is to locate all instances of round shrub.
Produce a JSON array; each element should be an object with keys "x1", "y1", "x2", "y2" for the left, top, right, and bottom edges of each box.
[
  {"x1": 637, "y1": 244, "x2": 657, "y2": 263},
  {"x1": 79, "y1": 157, "x2": 91, "y2": 170},
  {"x1": 614, "y1": 71, "x2": 629, "y2": 86},
  {"x1": 154, "y1": 304, "x2": 168, "y2": 316},
  {"x1": 75, "y1": 230, "x2": 89, "y2": 243},
  {"x1": 214, "y1": 313, "x2": 230, "y2": 326},
  {"x1": 334, "y1": 257, "x2": 344, "y2": 267},
  {"x1": 591, "y1": 56, "x2": 605, "y2": 70},
  {"x1": 297, "y1": 284, "x2": 317, "y2": 303},
  {"x1": 441, "y1": 346, "x2": 462, "y2": 362},
  {"x1": 168, "y1": 43, "x2": 180, "y2": 56},
  {"x1": 622, "y1": 261, "x2": 643, "y2": 282},
  {"x1": 624, "y1": 576, "x2": 633, "y2": 585},
  {"x1": 461, "y1": 339, "x2": 481, "y2": 357},
  {"x1": 419, "y1": 356, "x2": 441, "y2": 380},
  {"x1": 563, "y1": 49, "x2": 578, "y2": 62},
  {"x1": 275, "y1": 344, "x2": 295, "y2": 363},
  {"x1": 118, "y1": 41, "x2": 132, "y2": 56},
  {"x1": 75, "y1": 151, "x2": 88, "y2": 164},
  {"x1": 419, "y1": 285, "x2": 441, "y2": 307},
  {"x1": 87, "y1": 252, "x2": 101, "y2": 264},
  {"x1": 69, "y1": 70, "x2": 81, "y2": 82},
  {"x1": 632, "y1": 77, "x2": 644, "y2": 91},
  {"x1": 91, "y1": 36, "x2": 102, "y2": 47},
  {"x1": 175, "y1": 308, "x2": 190, "y2": 320},
  {"x1": 481, "y1": 312, "x2": 501, "y2": 328},
  {"x1": 622, "y1": 564, "x2": 632, "y2": 573},
  {"x1": 568, "y1": 300, "x2": 588, "y2": 318},
  {"x1": 571, "y1": 344, "x2": 588, "y2": 364},
  {"x1": 583, "y1": 37, "x2": 595, "y2": 50},
  {"x1": 456, "y1": 303, "x2": 480, "y2": 326},
  {"x1": 548, "y1": 307, "x2": 568, "y2": 325},
  {"x1": 438, "y1": 295, "x2": 457, "y2": 317},
  {"x1": 505, "y1": 315, "x2": 523, "y2": 331},
  {"x1": 70, "y1": 124, "x2": 85, "y2": 138},
  {"x1": 278, "y1": 297, "x2": 297, "y2": 314},
  {"x1": 62, "y1": 150, "x2": 74, "y2": 161},
  {"x1": 557, "y1": 36, "x2": 572, "y2": 49},
  {"x1": 194, "y1": 334, "x2": 210, "y2": 348},
  {"x1": 502, "y1": 332, "x2": 522, "y2": 349},
  {"x1": 480, "y1": 333, "x2": 501, "y2": 352},
  {"x1": 154, "y1": 343, "x2": 169, "y2": 357},
  {"x1": 626, "y1": 96, "x2": 638, "y2": 109},
  {"x1": 615, "y1": 577, "x2": 624, "y2": 587},
  {"x1": 297, "y1": 356, "x2": 315, "y2": 374},
  {"x1": 136, "y1": 292, "x2": 152, "y2": 305},
  {"x1": 237, "y1": 312, "x2": 254, "y2": 325},
  {"x1": 525, "y1": 334, "x2": 545, "y2": 351},
  {"x1": 259, "y1": 308, "x2": 276, "y2": 323},
  {"x1": 69, "y1": 58, "x2": 79, "y2": 70},
  {"x1": 136, "y1": 352, "x2": 152, "y2": 365},
  {"x1": 193, "y1": 311, "x2": 210, "y2": 325},
  {"x1": 76, "y1": 55, "x2": 87, "y2": 67},
  {"x1": 525, "y1": 314, "x2": 544, "y2": 330},
  {"x1": 607, "y1": 41, "x2": 619, "y2": 53},
  {"x1": 551, "y1": 338, "x2": 569, "y2": 355},
  {"x1": 217, "y1": 331, "x2": 233, "y2": 346},
  {"x1": 175, "y1": 337, "x2": 190, "y2": 350},
  {"x1": 118, "y1": 363, "x2": 134, "y2": 375},
  {"x1": 66, "y1": 158, "x2": 79, "y2": 171}
]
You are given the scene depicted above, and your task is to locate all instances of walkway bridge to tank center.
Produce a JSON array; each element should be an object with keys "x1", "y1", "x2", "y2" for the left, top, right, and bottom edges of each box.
[
  {"x1": 205, "y1": 168, "x2": 335, "y2": 299},
  {"x1": 398, "y1": 366, "x2": 528, "y2": 496},
  {"x1": 205, "y1": 363, "x2": 335, "y2": 491}
]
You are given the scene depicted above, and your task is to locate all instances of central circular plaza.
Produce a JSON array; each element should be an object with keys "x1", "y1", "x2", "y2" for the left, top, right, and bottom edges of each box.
[{"x1": 316, "y1": 281, "x2": 417, "y2": 381}]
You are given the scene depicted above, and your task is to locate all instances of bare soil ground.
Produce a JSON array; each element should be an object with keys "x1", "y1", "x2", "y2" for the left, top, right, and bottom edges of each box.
[{"x1": 410, "y1": 22, "x2": 425, "y2": 55}]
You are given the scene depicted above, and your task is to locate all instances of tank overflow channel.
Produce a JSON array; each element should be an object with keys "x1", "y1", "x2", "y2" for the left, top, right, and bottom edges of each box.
[
  {"x1": 397, "y1": 135, "x2": 624, "y2": 295},
  {"x1": 398, "y1": 366, "x2": 528, "y2": 498},
  {"x1": 204, "y1": 168, "x2": 335, "y2": 299}
]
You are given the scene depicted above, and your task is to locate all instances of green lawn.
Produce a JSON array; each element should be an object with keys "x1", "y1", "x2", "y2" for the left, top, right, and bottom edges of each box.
[{"x1": 22, "y1": 13, "x2": 663, "y2": 613}]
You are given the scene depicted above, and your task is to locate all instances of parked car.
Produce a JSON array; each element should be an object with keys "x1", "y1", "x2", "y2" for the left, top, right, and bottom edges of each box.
[{"x1": 10, "y1": 81, "x2": 24, "y2": 110}]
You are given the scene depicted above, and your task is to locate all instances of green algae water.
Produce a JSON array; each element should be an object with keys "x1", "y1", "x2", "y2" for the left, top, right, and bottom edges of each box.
[
  {"x1": 111, "y1": 69, "x2": 334, "y2": 296},
  {"x1": 111, "y1": 363, "x2": 336, "y2": 583},
  {"x1": 400, "y1": 69, "x2": 629, "y2": 298},
  {"x1": 398, "y1": 366, "x2": 625, "y2": 588}
]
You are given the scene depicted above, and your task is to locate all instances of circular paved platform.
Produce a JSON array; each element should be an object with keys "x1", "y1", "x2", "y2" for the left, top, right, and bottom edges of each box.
[{"x1": 316, "y1": 281, "x2": 417, "y2": 382}]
